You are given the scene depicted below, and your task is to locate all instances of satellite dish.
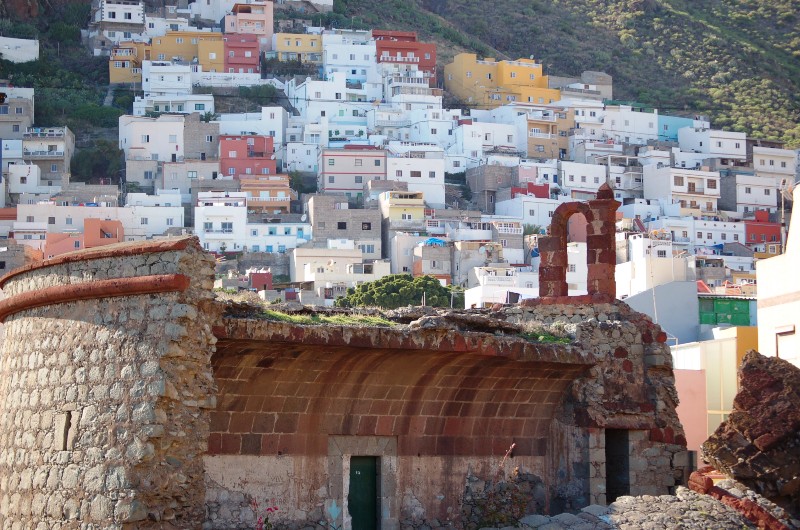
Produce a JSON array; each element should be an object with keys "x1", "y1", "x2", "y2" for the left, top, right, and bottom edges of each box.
[
  {"x1": 301, "y1": 214, "x2": 307, "y2": 221},
  {"x1": 478, "y1": 246, "x2": 487, "y2": 255}
]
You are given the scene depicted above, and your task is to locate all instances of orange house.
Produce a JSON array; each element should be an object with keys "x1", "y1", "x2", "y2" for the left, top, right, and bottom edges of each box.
[
  {"x1": 219, "y1": 135, "x2": 277, "y2": 178},
  {"x1": 43, "y1": 219, "x2": 124, "y2": 258}
]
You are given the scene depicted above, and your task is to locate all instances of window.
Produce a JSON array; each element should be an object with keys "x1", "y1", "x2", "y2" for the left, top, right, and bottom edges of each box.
[
  {"x1": 707, "y1": 233, "x2": 712, "y2": 239},
  {"x1": 657, "y1": 250, "x2": 667, "y2": 258},
  {"x1": 222, "y1": 222, "x2": 233, "y2": 233},
  {"x1": 674, "y1": 176, "x2": 684, "y2": 186},
  {"x1": 453, "y1": 161, "x2": 461, "y2": 168},
  {"x1": 209, "y1": 52, "x2": 216, "y2": 60},
  {"x1": 141, "y1": 218, "x2": 149, "y2": 225},
  {"x1": 528, "y1": 209, "x2": 535, "y2": 216},
  {"x1": 284, "y1": 228, "x2": 291, "y2": 235},
  {"x1": 228, "y1": 168, "x2": 235, "y2": 175},
  {"x1": 733, "y1": 233, "x2": 739, "y2": 242},
  {"x1": 781, "y1": 161, "x2": 787, "y2": 168},
  {"x1": 65, "y1": 217, "x2": 73, "y2": 226},
  {"x1": 108, "y1": 11, "x2": 116, "y2": 18},
  {"x1": 697, "y1": 232, "x2": 703, "y2": 238},
  {"x1": 328, "y1": 175, "x2": 334, "y2": 183},
  {"x1": 337, "y1": 222, "x2": 347, "y2": 230},
  {"x1": 355, "y1": 159, "x2": 363, "y2": 166},
  {"x1": 169, "y1": 135, "x2": 177, "y2": 143},
  {"x1": 745, "y1": 187, "x2": 751, "y2": 194},
  {"x1": 510, "y1": 72, "x2": 516, "y2": 78},
  {"x1": 50, "y1": 164, "x2": 58, "y2": 173},
  {"x1": 206, "y1": 135, "x2": 213, "y2": 143},
  {"x1": 73, "y1": 241, "x2": 81, "y2": 249},
  {"x1": 765, "y1": 189, "x2": 771, "y2": 196},
  {"x1": 466, "y1": 71, "x2": 472, "y2": 78},
  {"x1": 141, "y1": 134, "x2": 150, "y2": 143},
  {"x1": 594, "y1": 177, "x2": 600, "y2": 184},
  {"x1": 355, "y1": 176, "x2": 363, "y2": 184},
  {"x1": 361, "y1": 222, "x2": 371, "y2": 230},
  {"x1": 395, "y1": 170, "x2": 402, "y2": 177},
  {"x1": 245, "y1": 51, "x2": 252, "y2": 58},
  {"x1": 707, "y1": 180, "x2": 717, "y2": 189},
  {"x1": 374, "y1": 160, "x2": 381, "y2": 167},
  {"x1": 721, "y1": 233, "x2": 727, "y2": 240},
  {"x1": 431, "y1": 128, "x2": 437, "y2": 135},
  {"x1": 195, "y1": 104, "x2": 205, "y2": 111},
  {"x1": 567, "y1": 264, "x2": 576, "y2": 273},
  {"x1": 167, "y1": 218, "x2": 174, "y2": 226},
  {"x1": 429, "y1": 171, "x2": 436, "y2": 179},
  {"x1": 47, "y1": 216, "x2": 55, "y2": 225},
  {"x1": 328, "y1": 159, "x2": 335, "y2": 166},
  {"x1": 12, "y1": 125, "x2": 19, "y2": 132},
  {"x1": 229, "y1": 51, "x2": 235, "y2": 58},
  {"x1": 144, "y1": 170, "x2": 154, "y2": 180},
  {"x1": 401, "y1": 213, "x2": 412, "y2": 220},
  {"x1": 761, "y1": 234, "x2": 767, "y2": 241},
  {"x1": 410, "y1": 171, "x2": 421, "y2": 178}
]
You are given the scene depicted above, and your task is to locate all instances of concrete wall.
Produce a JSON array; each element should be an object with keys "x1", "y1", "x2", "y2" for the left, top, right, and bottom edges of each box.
[
  {"x1": 0, "y1": 237, "x2": 218, "y2": 528},
  {"x1": 625, "y1": 281, "x2": 699, "y2": 344}
]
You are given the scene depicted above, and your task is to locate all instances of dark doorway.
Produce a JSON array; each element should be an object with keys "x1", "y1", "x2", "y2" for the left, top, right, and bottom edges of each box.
[
  {"x1": 605, "y1": 429, "x2": 630, "y2": 502},
  {"x1": 348, "y1": 456, "x2": 379, "y2": 530}
]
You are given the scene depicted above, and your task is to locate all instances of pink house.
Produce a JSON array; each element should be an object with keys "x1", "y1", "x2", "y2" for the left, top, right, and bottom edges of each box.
[
  {"x1": 224, "y1": 2, "x2": 273, "y2": 51},
  {"x1": 219, "y1": 135, "x2": 277, "y2": 179},
  {"x1": 224, "y1": 34, "x2": 261, "y2": 74},
  {"x1": 44, "y1": 219, "x2": 124, "y2": 258}
]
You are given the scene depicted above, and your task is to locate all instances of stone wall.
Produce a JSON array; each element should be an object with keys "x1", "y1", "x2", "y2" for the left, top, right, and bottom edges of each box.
[{"x1": 0, "y1": 237, "x2": 218, "y2": 528}]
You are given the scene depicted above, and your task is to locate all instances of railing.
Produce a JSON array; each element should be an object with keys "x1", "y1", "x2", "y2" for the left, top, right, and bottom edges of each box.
[
  {"x1": 495, "y1": 227, "x2": 523, "y2": 234},
  {"x1": 24, "y1": 129, "x2": 65, "y2": 137},
  {"x1": 375, "y1": 119, "x2": 411, "y2": 127},
  {"x1": 204, "y1": 229, "x2": 235, "y2": 234},
  {"x1": 380, "y1": 55, "x2": 420, "y2": 63},
  {"x1": 528, "y1": 132, "x2": 554, "y2": 139},
  {"x1": 248, "y1": 197, "x2": 291, "y2": 203},
  {"x1": 24, "y1": 150, "x2": 64, "y2": 158}
]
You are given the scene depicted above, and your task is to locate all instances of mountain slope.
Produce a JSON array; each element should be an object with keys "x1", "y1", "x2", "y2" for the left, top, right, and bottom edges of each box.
[{"x1": 339, "y1": 0, "x2": 800, "y2": 147}]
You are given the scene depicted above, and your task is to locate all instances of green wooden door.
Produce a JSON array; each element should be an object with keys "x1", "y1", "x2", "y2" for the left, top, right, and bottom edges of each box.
[{"x1": 348, "y1": 456, "x2": 378, "y2": 530}]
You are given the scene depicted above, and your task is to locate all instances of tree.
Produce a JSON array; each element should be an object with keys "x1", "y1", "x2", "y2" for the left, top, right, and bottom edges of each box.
[
  {"x1": 335, "y1": 274, "x2": 462, "y2": 309},
  {"x1": 70, "y1": 140, "x2": 123, "y2": 182}
]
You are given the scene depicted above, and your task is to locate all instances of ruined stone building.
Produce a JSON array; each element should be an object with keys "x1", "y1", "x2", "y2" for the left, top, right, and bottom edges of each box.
[{"x1": 0, "y1": 185, "x2": 688, "y2": 529}]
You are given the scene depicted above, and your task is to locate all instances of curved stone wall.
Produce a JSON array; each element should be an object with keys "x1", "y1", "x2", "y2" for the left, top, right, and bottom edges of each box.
[{"x1": 0, "y1": 237, "x2": 218, "y2": 528}]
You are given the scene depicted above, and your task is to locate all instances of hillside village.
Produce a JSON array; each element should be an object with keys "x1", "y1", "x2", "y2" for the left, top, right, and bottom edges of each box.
[{"x1": 0, "y1": 0, "x2": 800, "y2": 487}]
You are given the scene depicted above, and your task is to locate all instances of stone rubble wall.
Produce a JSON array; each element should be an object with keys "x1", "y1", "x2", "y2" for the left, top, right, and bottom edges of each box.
[{"x1": 0, "y1": 238, "x2": 218, "y2": 529}]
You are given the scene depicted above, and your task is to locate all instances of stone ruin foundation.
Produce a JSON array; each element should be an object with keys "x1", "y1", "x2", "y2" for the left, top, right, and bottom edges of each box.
[{"x1": 0, "y1": 189, "x2": 690, "y2": 529}]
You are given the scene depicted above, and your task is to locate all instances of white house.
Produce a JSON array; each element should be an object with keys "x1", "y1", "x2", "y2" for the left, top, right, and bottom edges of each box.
[
  {"x1": 16, "y1": 193, "x2": 183, "y2": 241},
  {"x1": 756, "y1": 185, "x2": 800, "y2": 367},
  {"x1": 142, "y1": 60, "x2": 194, "y2": 96},
  {"x1": 0, "y1": 37, "x2": 40, "y2": 63},
  {"x1": 642, "y1": 165, "x2": 721, "y2": 214},
  {"x1": 615, "y1": 233, "x2": 694, "y2": 299},
  {"x1": 384, "y1": 142, "x2": 446, "y2": 207},
  {"x1": 119, "y1": 113, "x2": 186, "y2": 161},
  {"x1": 558, "y1": 161, "x2": 607, "y2": 200},
  {"x1": 494, "y1": 194, "x2": 571, "y2": 231},
  {"x1": 6, "y1": 163, "x2": 61, "y2": 199},
  {"x1": 321, "y1": 31, "x2": 378, "y2": 85},
  {"x1": 216, "y1": 107, "x2": 288, "y2": 154},
  {"x1": 601, "y1": 105, "x2": 660, "y2": 145},
  {"x1": 677, "y1": 127, "x2": 746, "y2": 162},
  {"x1": 194, "y1": 191, "x2": 311, "y2": 253},
  {"x1": 133, "y1": 94, "x2": 214, "y2": 116}
]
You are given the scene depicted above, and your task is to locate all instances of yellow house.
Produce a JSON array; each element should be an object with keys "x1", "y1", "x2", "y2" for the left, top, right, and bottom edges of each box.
[
  {"x1": 379, "y1": 190, "x2": 426, "y2": 226},
  {"x1": 271, "y1": 33, "x2": 323, "y2": 64},
  {"x1": 150, "y1": 31, "x2": 225, "y2": 72},
  {"x1": 519, "y1": 104, "x2": 575, "y2": 159},
  {"x1": 109, "y1": 41, "x2": 150, "y2": 84},
  {"x1": 444, "y1": 53, "x2": 561, "y2": 109}
]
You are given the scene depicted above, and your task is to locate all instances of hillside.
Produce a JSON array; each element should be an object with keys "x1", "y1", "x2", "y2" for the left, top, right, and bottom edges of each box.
[
  {"x1": 3, "y1": 0, "x2": 799, "y2": 147},
  {"x1": 337, "y1": 0, "x2": 800, "y2": 147}
]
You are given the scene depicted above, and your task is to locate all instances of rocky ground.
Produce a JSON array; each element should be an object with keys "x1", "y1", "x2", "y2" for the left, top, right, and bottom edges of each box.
[{"x1": 478, "y1": 483, "x2": 799, "y2": 529}]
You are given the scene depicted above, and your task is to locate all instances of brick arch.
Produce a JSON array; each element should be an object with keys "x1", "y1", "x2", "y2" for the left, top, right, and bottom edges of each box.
[
  {"x1": 538, "y1": 184, "x2": 619, "y2": 299},
  {"x1": 209, "y1": 338, "x2": 589, "y2": 458}
]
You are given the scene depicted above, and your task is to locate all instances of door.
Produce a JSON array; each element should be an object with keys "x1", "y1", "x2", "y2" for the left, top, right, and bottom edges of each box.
[
  {"x1": 605, "y1": 429, "x2": 630, "y2": 502},
  {"x1": 348, "y1": 456, "x2": 378, "y2": 530}
]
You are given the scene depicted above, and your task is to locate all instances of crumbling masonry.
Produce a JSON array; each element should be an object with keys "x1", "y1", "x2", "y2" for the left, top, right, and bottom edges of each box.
[{"x1": 0, "y1": 186, "x2": 687, "y2": 529}]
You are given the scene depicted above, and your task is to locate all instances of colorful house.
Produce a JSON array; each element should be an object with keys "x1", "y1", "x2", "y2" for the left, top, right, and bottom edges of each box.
[
  {"x1": 223, "y1": 2, "x2": 273, "y2": 51},
  {"x1": 373, "y1": 30, "x2": 436, "y2": 86},
  {"x1": 444, "y1": 53, "x2": 560, "y2": 109},
  {"x1": 224, "y1": 33, "x2": 260, "y2": 74},
  {"x1": 219, "y1": 135, "x2": 277, "y2": 179}
]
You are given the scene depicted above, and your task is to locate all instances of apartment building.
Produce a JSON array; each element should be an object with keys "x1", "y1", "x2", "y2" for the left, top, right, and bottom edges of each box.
[
  {"x1": 0, "y1": 88, "x2": 34, "y2": 140},
  {"x1": 752, "y1": 146, "x2": 797, "y2": 188},
  {"x1": 318, "y1": 147, "x2": 387, "y2": 199},
  {"x1": 224, "y1": 34, "x2": 260, "y2": 74},
  {"x1": 305, "y1": 194, "x2": 382, "y2": 260},
  {"x1": 270, "y1": 33, "x2": 322, "y2": 64},
  {"x1": 384, "y1": 142, "x2": 446, "y2": 207},
  {"x1": 109, "y1": 41, "x2": 149, "y2": 83},
  {"x1": 322, "y1": 31, "x2": 378, "y2": 84},
  {"x1": 240, "y1": 175, "x2": 295, "y2": 214},
  {"x1": 150, "y1": 31, "x2": 224, "y2": 72},
  {"x1": 444, "y1": 53, "x2": 560, "y2": 109},
  {"x1": 643, "y1": 165, "x2": 721, "y2": 215},
  {"x1": 601, "y1": 105, "x2": 660, "y2": 145},
  {"x1": 678, "y1": 126, "x2": 747, "y2": 163},
  {"x1": 219, "y1": 135, "x2": 276, "y2": 178},
  {"x1": 223, "y1": 2, "x2": 273, "y2": 51},
  {"x1": 87, "y1": 0, "x2": 146, "y2": 56},
  {"x1": 379, "y1": 190, "x2": 426, "y2": 258},
  {"x1": 373, "y1": 30, "x2": 436, "y2": 85},
  {"x1": 719, "y1": 170, "x2": 777, "y2": 217},
  {"x1": 22, "y1": 126, "x2": 75, "y2": 189}
]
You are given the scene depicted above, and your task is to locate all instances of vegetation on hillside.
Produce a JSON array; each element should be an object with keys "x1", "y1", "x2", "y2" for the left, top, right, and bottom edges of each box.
[{"x1": 336, "y1": 0, "x2": 800, "y2": 146}]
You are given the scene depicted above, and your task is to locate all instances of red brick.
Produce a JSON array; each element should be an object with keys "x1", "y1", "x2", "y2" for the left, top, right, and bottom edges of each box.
[
  {"x1": 420, "y1": 401, "x2": 444, "y2": 416},
  {"x1": 539, "y1": 266, "x2": 566, "y2": 282},
  {"x1": 252, "y1": 413, "x2": 276, "y2": 433},
  {"x1": 220, "y1": 434, "x2": 241, "y2": 454},
  {"x1": 454, "y1": 436, "x2": 474, "y2": 455},
  {"x1": 241, "y1": 434, "x2": 262, "y2": 455},
  {"x1": 358, "y1": 415, "x2": 378, "y2": 435},
  {"x1": 228, "y1": 413, "x2": 255, "y2": 433},
  {"x1": 369, "y1": 400, "x2": 391, "y2": 415},
  {"x1": 425, "y1": 416, "x2": 445, "y2": 435},
  {"x1": 663, "y1": 426, "x2": 675, "y2": 444},
  {"x1": 375, "y1": 415, "x2": 395, "y2": 435},
  {"x1": 650, "y1": 428, "x2": 664, "y2": 442},
  {"x1": 207, "y1": 433, "x2": 222, "y2": 454},
  {"x1": 622, "y1": 360, "x2": 633, "y2": 373},
  {"x1": 283, "y1": 397, "x2": 309, "y2": 413},
  {"x1": 209, "y1": 412, "x2": 231, "y2": 432},
  {"x1": 614, "y1": 347, "x2": 629, "y2": 358},
  {"x1": 259, "y1": 434, "x2": 279, "y2": 455},
  {"x1": 443, "y1": 417, "x2": 463, "y2": 436},
  {"x1": 537, "y1": 236, "x2": 564, "y2": 253},
  {"x1": 436, "y1": 436, "x2": 455, "y2": 455},
  {"x1": 274, "y1": 413, "x2": 299, "y2": 433}
]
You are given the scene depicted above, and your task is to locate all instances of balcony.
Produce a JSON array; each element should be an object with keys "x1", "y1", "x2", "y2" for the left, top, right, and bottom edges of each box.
[
  {"x1": 528, "y1": 132, "x2": 554, "y2": 139},
  {"x1": 388, "y1": 219, "x2": 425, "y2": 230},
  {"x1": 24, "y1": 128, "x2": 66, "y2": 138},
  {"x1": 495, "y1": 226, "x2": 523, "y2": 235},
  {"x1": 379, "y1": 55, "x2": 420, "y2": 63},
  {"x1": 23, "y1": 150, "x2": 65, "y2": 158},
  {"x1": 375, "y1": 119, "x2": 411, "y2": 127}
]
